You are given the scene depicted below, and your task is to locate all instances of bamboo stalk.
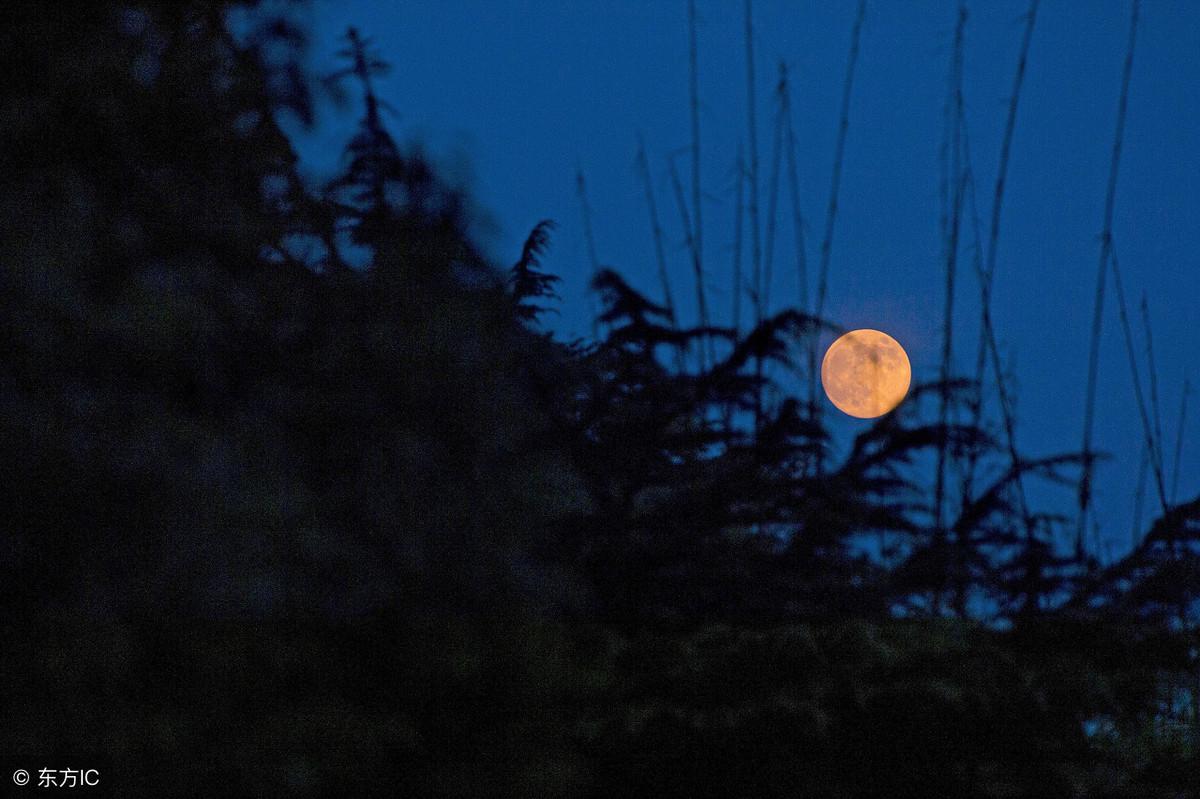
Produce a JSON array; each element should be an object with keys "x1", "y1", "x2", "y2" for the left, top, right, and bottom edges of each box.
[{"x1": 1078, "y1": 0, "x2": 1140, "y2": 555}]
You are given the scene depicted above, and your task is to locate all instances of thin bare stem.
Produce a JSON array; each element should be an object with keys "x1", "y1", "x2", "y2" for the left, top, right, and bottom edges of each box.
[
  {"x1": 576, "y1": 167, "x2": 602, "y2": 339},
  {"x1": 957, "y1": 127, "x2": 987, "y2": 508},
  {"x1": 1140, "y1": 294, "x2": 1164, "y2": 479},
  {"x1": 781, "y1": 67, "x2": 809, "y2": 316},
  {"x1": 813, "y1": 0, "x2": 866, "y2": 324},
  {"x1": 963, "y1": 0, "x2": 1039, "y2": 510},
  {"x1": 1131, "y1": 441, "x2": 1148, "y2": 548},
  {"x1": 1078, "y1": 0, "x2": 1140, "y2": 555},
  {"x1": 744, "y1": 0, "x2": 765, "y2": 433},
  {"x1": 687, "y1": 0, "x2": 710, "y2": 368},
  {"x1": 959, "y1": 95, "x2": 1038, "y2": 555},
  {"x1": 732, "y1": 144, "x2": 746, "y2": 335},
  {"x1": 936, "y1": 2, "x2": 967, "y2": 541},
  {"x1": 745, "y1": 0, "x2": 762, "y2": 329},
  {"x1": 809, "y1": 0, "x2": 866, "y2": 440},
  {"x1": 727, "y1": 145, "x2": 747, "y2": 431},
  {"x1": 669, "y1": 156, "x2": 710, "y2": 370},
  {"x1": 1171, "y1": 380, "x2": 1190, "y2": 505},
  {"x1": 1111, "y1": 245, "x2": 1167, "y2": 514},
  {"x1": 982, "y1": 0, "x2": 1039, "y2": 291},
  {"x1": 762, "y1": 63, "x2": 787, "y2": 322},
  {"x1": 983, "y1": 286, "x2": 1033, "y2": 541},
  {"x1": 635, "y1": 136, "x2": 681, "y2": 341}
]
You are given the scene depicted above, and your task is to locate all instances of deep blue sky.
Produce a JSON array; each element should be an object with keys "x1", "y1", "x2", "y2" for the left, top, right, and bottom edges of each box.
[{"x1": 286, "y1": 0, "x2": 1199, "y2": 561}]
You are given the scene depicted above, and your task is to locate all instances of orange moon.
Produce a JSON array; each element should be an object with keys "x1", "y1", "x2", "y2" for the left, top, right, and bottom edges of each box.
[{"x1": 821, "y1": 329, "x2": 911, "y2": 419}]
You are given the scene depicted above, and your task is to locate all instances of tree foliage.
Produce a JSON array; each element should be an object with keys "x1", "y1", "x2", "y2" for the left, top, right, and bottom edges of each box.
[{"x1": 1, "y1": 3, "x2": 1197, "y2": 796}]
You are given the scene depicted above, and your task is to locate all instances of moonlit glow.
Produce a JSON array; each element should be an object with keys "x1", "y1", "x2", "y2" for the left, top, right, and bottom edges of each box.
[{"x1": 821, "y1": 329, "x2": 912, "y2": 419}]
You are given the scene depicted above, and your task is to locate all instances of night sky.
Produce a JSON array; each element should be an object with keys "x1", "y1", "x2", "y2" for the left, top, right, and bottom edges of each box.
[{"x1": 287, "y1": 0, "x2": 1199, "y2": 561}]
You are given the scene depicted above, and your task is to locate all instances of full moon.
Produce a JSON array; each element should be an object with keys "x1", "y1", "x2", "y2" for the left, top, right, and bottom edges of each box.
[{"x1": 821, "y1": 329, "x2": 911, "y2": 419}]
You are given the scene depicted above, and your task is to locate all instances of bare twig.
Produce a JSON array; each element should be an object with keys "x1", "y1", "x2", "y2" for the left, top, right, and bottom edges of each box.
[
  {"x1": 576, "y1": 167, "x2": 602, "y2": 339},
  {"x1": 1140, "y1": 294, "x2": 1165, "y2": 481},
  {"x1": 962, "y1": 0, "x2": 1040, "y2": 513},
  {"x1": 1171, "y1": 380, "x2": 1190, "y2": 505},
  {"x1": 813, "y1": 0, "x2": 866, "y2": 325},
  {"x1": 744, "y1": 0, "x2": 765, "y2": 431},
  {"x1": 687, "y1": 0, "x2": 710, "y2": 367},
  {"x1": 669, "y1": 155, "x2": 710, "y2": 370},
  {"x1": 762, "y1": 63, "x2": 787, "y2": 321},
  {"x1": 732, "y1": 143, "x2": 746, "y2": 335},
  {"x1": 1110, "y1": 245, "x2": 1167, "y2": 514},
  {"x1": 1078, "y1": 0, "x2": 1140, "y2": 555},
  {"x1": 745, "y1": 0, "x2": 762, "y2": 329},
  {"x1": 809, "y1": 0, "x2": 867, "y2": 443},
  {"x1": 781, "y1": 73, "x2": 809, "y2": 316},
  {"x1": 635, "y1": 135, "x2": 681, "y2": 337},
  {"x1": 1131, "y1": 441, "x2": 1148, "y2": 547},
  {"x1": 935, "y1": 2, "x2": 967, "y2": 541}
]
